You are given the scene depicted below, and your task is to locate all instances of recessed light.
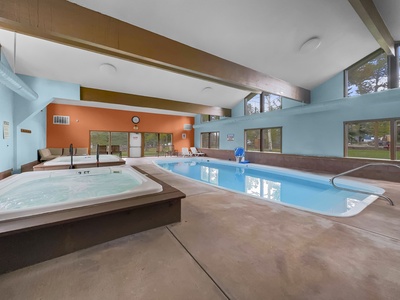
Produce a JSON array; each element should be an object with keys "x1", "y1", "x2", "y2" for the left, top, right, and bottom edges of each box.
[{"x1": 299, "y1": 37, "x2": 321, "y2": 53}]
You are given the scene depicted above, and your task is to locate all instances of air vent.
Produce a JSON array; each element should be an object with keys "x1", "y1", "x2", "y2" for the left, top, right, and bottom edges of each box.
[
  {"x1": 183, "y1": 124, "x2": 192, "y2": 130},
  {"x1": 53, "y1": 115, "x2": 70, "y2": 125}
]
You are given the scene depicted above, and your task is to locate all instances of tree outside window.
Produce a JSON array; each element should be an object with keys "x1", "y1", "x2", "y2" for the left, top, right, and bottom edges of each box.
[
  {"x1": 347, "y1": 51, "x2": 388, "y2": 97},
  {"x1": 245, "y1": 128, "x2": 282, "y2": 153},
  {"x1": 346, "y1": 120, "x2": 390, "y2": 159}
]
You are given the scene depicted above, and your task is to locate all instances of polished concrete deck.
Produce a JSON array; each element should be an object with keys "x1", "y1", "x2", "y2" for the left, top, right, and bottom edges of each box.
[{"x1": 1, "y1": 157, "x2": 400, "y2": 299}]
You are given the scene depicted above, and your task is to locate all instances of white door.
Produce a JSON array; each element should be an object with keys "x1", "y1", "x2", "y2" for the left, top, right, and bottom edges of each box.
[{"x1": 129, "y1": 133, "x2": 142, "y2": 157}]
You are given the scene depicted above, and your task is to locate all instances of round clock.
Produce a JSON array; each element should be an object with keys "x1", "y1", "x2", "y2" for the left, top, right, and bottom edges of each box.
[{"x1": 131, "y1": 116, "x2": 140, "y2": 124}]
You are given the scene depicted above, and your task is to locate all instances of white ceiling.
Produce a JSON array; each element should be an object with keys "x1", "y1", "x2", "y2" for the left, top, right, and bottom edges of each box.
[{"x1": 0, "y1": 0, "x2": 399, "y2": 115}]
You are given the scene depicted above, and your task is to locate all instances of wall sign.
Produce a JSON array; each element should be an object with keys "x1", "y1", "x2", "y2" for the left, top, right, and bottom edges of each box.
[
  {"x1": 227, "y1": 133, "x2": 234, "y2": 141},
  {"x1": 3, "y1": 121, "x2": 9, "y2": 139}
]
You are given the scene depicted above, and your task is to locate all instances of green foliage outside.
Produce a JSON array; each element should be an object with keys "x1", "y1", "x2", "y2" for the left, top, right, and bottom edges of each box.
[
  {"x1": 347, "y1": 149, "x2": 391, "y2": 159},
  {"x1": 347, "y1": 52, "x2": 387, "y2": 96}
]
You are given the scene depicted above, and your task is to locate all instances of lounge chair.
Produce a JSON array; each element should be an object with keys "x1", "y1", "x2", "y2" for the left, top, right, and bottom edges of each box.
[
  {"x1": 38, "y1": 148, "x2": 60, "y2": 162},
  {"x1": 182, "y1": 147, "x2": 192, "y2": 157},
  {"x1": 190, "y1": 147, "x2": 205, "y2": 156},
  {"x1": 75, "y1": 148, "x2": 88, "y2": 156},
  {"x1": 62, "y1": 147, "x2": 75, "y2": 156}
]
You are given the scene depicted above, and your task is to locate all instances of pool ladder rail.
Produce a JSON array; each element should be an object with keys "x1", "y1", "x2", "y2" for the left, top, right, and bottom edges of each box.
[{"x1": 329, "y1": 163, "x2": 400, "y2": 206}]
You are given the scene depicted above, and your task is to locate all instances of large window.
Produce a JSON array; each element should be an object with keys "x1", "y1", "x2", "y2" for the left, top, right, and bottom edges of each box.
[
  {"x1": 143, "y1": 133, "x2": 173, "y2": 156},
  {"x1": 90, "y1": 131, "x2": 128, "y2": 156},
  {"x1": 245, "y1": 92, "x2": 282, "y2": 115},
  {"x1": 345, "y1": 119, "x2": 400, "y2": 160},
  {"x1": 245, "y1": 127, "x2": 282, "y2": 153},
  {"x1": 201, "y1": 114, "x2": 220, "y2": 123},
  {"x1": 201, "y1": 132, "x2": 219, "y2": 149},
  {"x1": 347, "y1": 50, "x2": 388, "y2": 97}
]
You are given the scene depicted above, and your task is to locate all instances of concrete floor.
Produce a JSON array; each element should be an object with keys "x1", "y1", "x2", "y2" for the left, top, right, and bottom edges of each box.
[{"x1": 1, "y1": 157, "x2": 400, "y2": 299}]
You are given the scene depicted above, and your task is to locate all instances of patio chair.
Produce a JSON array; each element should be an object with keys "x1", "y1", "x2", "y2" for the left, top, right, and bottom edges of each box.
[
  {"x1": 111, "y1": 145, "x2": 122, "y2": 157},
  {"x1": 190, "y1": 147, "x2": 205, "y2": 156},
  {"x1": 98, "y1": 145, "x2": 108, "y2": 154},
  {"x1": 181, "y1": 147, "x2": 192, "y2": 157},
  {"x1": 166, "y1": 145, "x2": 178, "y2": 156},
  {"x1": 156, "y1": 144, "x2": 164, "y2": 157}
]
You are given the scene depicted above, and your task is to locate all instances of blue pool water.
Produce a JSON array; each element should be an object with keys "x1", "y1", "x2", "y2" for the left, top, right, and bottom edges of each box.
[{"x1": 155, "y1": 158, "x2": 384, "y2": 217}]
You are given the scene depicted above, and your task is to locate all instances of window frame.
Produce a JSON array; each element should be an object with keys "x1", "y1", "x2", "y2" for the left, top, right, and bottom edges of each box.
[
  {"x1": 200, "y1": 114, "x2": 220, "y2": 123},
  {"x1": 200, "y1": 131, "x2": 220, "y2": 149},
  {"x1": 344, "y1": 48, "x2": 399, "y2": 97},
  {"x1": 343, "y1": 118, "x2": 398, "y2": 160},
  {"x1": 244, "y1": 127, "x2": 282, "y2": 153},
  {"x1": 245, "y1": 92, "x2": 282, "y2": 115}
]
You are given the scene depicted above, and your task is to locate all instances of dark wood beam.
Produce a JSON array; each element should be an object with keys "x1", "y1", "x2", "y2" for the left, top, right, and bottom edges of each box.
[
  {"x1": 348, "y1": 0, "x2": 395, "y2": 56},
  {"x1": 80, "y1": 87, "x2": 232, "y2": 117},
  {"x1": 0, "y1": 0, "x2": 310, "y2": 103}
]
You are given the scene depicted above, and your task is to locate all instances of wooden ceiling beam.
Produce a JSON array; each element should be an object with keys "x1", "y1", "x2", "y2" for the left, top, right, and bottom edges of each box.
[
  {"x1": 348, "y1": 0, "x2": 395, "y2": 56},
  {"x1": 81, "y1": 87, "x2": 232, "y2": 117},
  {"x1": 0, "y1": 0, "x2": 310, "y2": 103}
]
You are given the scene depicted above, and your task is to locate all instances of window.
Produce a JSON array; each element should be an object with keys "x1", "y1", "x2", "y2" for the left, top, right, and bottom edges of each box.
[
  {"x1": 201, "y1": 132, "x2": 219, "y2": 149},
  {"x1": 245, "y1": 127, "x2": 282, "y2": 153},
  {"x1": 263, "y1": 93, "x2": 282, "y2": 112},
  {"x1": 201, "y1": 114, "x2": 220, "y2": 123},
  {"x1": 246, "y1": 94, "x2": 261, "y2": 115},
  {"x1": 143, "y1": 133, "x2": 173, "y2": 156},
  {"x1": 347, "y1": 50, "x2": 388, "y2": 97},
  {"x1": 344, "y1": 119, "x2": 400, "y2": 160},
  {"x1": 245, "y1": 92, "x2": 282, "y2": 115},
  {"x1": 90, "y1": 131, "x2": 128, "y2": 156}
]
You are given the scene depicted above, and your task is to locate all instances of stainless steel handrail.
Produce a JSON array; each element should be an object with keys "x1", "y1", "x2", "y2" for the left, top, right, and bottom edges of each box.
[{"x1": 329, "y1": 163, "x2": 400, "y2": 206}]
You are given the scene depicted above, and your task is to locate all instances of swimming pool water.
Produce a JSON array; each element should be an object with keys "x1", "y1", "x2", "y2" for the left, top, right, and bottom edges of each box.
[{"x1": 155, "y1": 158, "x2": 384, "y2": 217}]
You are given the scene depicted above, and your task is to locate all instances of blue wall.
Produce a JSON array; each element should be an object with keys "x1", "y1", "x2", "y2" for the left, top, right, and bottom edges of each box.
[
  {"x1": 13, "y1": 75, "x2": 80, "y2": 171},
  {"x1": 0, "y1": 51, "x2": 80, "y2": 173},
  {"x1": 311, "y1": 72, "x2": 344, "y2": 103},
  {"x1": 194, "y1": 72, "x2": 400, "y2": 158},
  {"x1": 0, "y1": 51, "x2": 14, "y2": 172}
]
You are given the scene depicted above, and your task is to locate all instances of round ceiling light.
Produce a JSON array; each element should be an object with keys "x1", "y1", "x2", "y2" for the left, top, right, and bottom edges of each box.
[
  {"x1": 201, "y1": 86, "x2": 212, "y2": 93},
  {"x1": 299, "y1": 37, "x2": 321, "y2": 53},
  {"x1": 99, "y1": 63, "x2": 117, "y2": 74}
]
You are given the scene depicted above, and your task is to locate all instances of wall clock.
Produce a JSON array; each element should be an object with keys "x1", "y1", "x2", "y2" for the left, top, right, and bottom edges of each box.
[{"x1": 131, "y1": 116, "x2": 140, "y2": 124}]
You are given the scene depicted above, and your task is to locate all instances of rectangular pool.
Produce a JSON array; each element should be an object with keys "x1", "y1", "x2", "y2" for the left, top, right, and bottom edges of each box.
[{"x1": 154, "y1": 158, "x2": 385, "y2": 217}]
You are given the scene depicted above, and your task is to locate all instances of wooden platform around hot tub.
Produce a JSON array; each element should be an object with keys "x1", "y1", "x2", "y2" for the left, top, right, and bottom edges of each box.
[
  {"x1": 0, "y1": 167, "x2": 185, "y2": 275},
  {"x1": 33, "y1": 157, "x2": 126, "y2": 171}
]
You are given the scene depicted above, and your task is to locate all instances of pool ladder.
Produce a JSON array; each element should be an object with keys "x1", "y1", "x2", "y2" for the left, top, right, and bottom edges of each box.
[{"x1": 329, "y1": 163, "x2": 400, "y2": 206}]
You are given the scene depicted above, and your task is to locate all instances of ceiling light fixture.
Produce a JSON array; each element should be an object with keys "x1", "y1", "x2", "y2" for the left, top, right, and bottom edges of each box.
[
  {"x1": 99, "y1": 63, "x2": 117, "y2": 74},
  {"x1": 0, "y1": 61, "x2": 38, "y2": 101},
  {"x1": 299, "y1": 37, "x2": 321, "y2": 53},
  {"x1": 200, "y1": 87, "x2": 213, "y2": 95}
]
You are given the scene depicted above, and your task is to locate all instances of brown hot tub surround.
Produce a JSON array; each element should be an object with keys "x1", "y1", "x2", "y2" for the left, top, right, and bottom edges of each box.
[{"x1": 0, "y1": 167, "x2": 184, "y2": 274}]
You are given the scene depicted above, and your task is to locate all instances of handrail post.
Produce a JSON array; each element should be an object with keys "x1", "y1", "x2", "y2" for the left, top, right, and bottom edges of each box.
[{"x1": 329, "y1": 163, "x2": 399, "y2": 206}]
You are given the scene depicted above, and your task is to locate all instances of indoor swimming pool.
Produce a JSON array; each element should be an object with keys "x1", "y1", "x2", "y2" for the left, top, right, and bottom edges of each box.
[{"x1": 155, "y1": 158, "x2": 385, "y2": 217}]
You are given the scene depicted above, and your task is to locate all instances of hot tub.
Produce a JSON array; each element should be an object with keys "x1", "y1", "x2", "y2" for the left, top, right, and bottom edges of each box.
[
  {"x1": 33, "y1": 155, "x2": 126, "y2": 171},
  {"x1": 0, "y1": 165, "x2": 162, "y2": 221},
  {"x1": 0, "y1": 166, "x2": 162, "y2": 220},
  {"x1": 0, "y1": 166, "x2": 184, "y2": 274}
]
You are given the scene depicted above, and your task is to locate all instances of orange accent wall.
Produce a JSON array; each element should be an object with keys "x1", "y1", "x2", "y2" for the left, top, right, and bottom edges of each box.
[{"x1": 47, "y1": 103, "x2": 194, "y2": 153}]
